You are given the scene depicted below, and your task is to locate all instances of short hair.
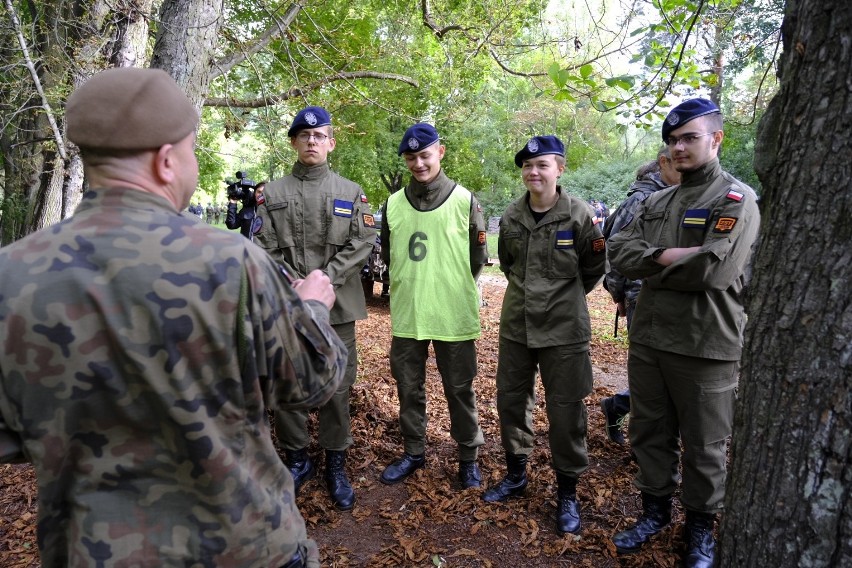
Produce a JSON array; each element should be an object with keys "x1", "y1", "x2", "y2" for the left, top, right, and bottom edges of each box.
[{"x1": 705, "y1": 113, "x2": 723, "y2": 132}]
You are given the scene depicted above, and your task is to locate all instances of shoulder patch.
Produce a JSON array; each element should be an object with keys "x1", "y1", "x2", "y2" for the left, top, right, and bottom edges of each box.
[
  {"x1": 726, "y1": 189, "x2": 744, "y2": 202},
  {"x1": 360, "y1": 193, "x2": 369, "y2": 203},
  {"x1": 714, "y1": 217, "x2": 737, "y2": 233},
  {"x1": 477, "y1": 231, "x2": 487, "y2": 245},
  {"x1": 362, "y1": 213, "x2": 376, "y2": 228},
  {"x1": 251, "y1": 216, "x2": 263, "y2": 234},
  {"x1": 592, "y1": 237, "x2": 606, "y2": 254}
]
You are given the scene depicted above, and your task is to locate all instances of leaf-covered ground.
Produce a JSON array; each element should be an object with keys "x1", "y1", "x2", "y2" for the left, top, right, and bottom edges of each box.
[{"x1": 0, "y1": 279, "x2": 690, "y2": 567}]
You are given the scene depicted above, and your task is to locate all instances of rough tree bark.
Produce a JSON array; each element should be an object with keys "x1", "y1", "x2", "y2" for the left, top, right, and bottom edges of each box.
[{"x1": 719, "y1": 0, "x2": 851, "y2": 565}]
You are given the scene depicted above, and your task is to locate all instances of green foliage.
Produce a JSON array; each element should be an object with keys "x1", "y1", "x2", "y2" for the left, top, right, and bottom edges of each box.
[
  {"x1": 720, "y1": 120, "x2": 761, "y2": 194},
  {"x1": 561, "y1": 159, "x2": 639, "y2": 207}
]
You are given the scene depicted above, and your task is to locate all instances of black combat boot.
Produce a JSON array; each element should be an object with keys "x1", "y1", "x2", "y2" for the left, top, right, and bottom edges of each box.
[
  {"x1": 555, "y1": 473, "x2": 582, "y2": 535},
  {"x1": 611, "y1": 492, "x2": 672, "y2": 554},
  {"x1": 325, "y1": 450, "x2": 355, "y2": 511},
  {"x1": 482, "y1": 453, "x2": 528, "y2": 502},
  {"x1": 683, "y1": 510, "x2": 716, "y2": 568},
  {"x1": 380, "y1": 452, "x2": 425, "y2": 485},
  {"x1": 285, "y1": 448, "x2": 316, "y2": 496},
  {"x1": 458, "y1": 460, "x2": 482, "y2": 489}
]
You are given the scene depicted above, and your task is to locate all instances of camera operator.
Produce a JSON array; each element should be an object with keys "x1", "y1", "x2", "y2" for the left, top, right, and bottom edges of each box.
[{"x1": 225, "y1": 171, "x2": 264, "y2": 240}]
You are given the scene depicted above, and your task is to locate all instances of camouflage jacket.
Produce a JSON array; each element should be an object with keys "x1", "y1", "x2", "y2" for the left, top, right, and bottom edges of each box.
[
  {"x1": 0, "y1": 188, "x2": 346, "y2": 567},
  {"x1": 603, "y1": 172, "x2": 669, "y2": 304}
]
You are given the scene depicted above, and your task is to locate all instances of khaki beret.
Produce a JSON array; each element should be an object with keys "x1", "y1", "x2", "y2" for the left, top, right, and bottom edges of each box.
[{"x1": 67, "y1": 67, "x2": 198, "y2": 151}]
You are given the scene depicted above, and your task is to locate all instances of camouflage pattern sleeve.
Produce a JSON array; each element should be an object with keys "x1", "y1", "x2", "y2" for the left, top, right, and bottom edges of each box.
[
  {"x1": 242, "y1": 246, "x2": 347, "y2": 410},
  {"x1": 604, "y1": 191, "x2": 648, "y2": 302}
]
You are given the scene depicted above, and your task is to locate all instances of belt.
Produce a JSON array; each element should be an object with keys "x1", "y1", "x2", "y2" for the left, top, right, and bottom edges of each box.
[{"x1": 280, "y1": 550, "x2": 306, "y2": 568}]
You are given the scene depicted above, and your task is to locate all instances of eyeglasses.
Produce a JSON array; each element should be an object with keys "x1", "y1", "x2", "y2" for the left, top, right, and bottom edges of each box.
[
  {"x1": 296, "y1": 132, "x2": 329, "y2": 143},
  {"x1": 665, "y1": 132, "x2": 717, "y2": 147}
]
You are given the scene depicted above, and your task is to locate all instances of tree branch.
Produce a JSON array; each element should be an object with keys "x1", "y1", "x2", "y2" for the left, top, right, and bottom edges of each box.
[
  {"x1": 420, "y1": 0, "x2": 469, "y2": 39},
  {"x1": 5, "y1": 0, "x2": 67, "y2": 161},
  {"x1": 211, "y1": 2, "x2": 303, "y2": 79},
  {"x1": 204, "y1": 71, "x2": 419, "y2": 108}
]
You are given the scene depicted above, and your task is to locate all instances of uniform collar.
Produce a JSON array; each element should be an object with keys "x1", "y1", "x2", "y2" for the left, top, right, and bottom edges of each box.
[
  {"x1": 291, "y1": 160, "x2": 330, "y2": 181},
  {"x1": 680, "y1": 157, "x2": 721, "y2": 188},
  {"x1": 407, "y1": 169, "x2": 452, "y2": 201}
]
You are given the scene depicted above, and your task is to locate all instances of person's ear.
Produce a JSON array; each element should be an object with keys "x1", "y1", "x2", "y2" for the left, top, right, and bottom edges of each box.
[{"x1": 153, "y1": 144, "x2": 176, "y2": 184}]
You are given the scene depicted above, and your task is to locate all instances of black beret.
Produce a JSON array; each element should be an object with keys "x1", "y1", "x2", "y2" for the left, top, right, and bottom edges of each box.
[
  {"x1": 287, "y1": 106, "x2": 332, "y2": 137},
  {"x1": 67, "y1": 67, "x2": 198, "y2": 151},
  {"x1": 661, "y1": 98, "x2": 721, "y2": 142},
  {"x1": 398, "y1": 123, "x2": 439, "y2": 155},
  {"x1": 514, "y1": 135, "x2": 565, "y2": 167}
]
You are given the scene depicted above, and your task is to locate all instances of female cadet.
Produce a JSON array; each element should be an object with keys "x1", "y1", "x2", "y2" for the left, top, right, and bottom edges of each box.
[{"x1": 482, "y1": 136, "x2": 605, "y2": 536}]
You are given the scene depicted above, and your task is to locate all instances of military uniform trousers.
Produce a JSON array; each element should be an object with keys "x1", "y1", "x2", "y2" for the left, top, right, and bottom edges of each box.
[
  {"x1": 495, "y1": 337, "x2": 592, "y2": 478},
  {"x1": 390, "y1": 336, "x2": 485, "y2": 461},
  {"x1": 276, "y1": 321, "x2": 357, "y2": 451},
  {"x1": 627, "y1": 341, "x2": 738, "y2": 513}
]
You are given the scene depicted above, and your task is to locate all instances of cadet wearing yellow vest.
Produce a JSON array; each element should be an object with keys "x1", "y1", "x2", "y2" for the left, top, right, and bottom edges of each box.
[
  {"x1": 378, "y1": 123, "x2": 488, "y2": 489},
  {"x1": 482, "y1": 136, "x2": 605, "y2": 537}
]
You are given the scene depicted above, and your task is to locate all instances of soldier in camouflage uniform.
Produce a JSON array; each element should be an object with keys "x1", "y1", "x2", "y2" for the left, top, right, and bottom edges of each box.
[
  {"x1": 608, "y1": 99, "x2": 760, "y2": 568},
  {"x1": 482, "y1": 136, "x2": 605, "y2": 536},
  {"x1": 598, "y1": 146, "x2": 681, "y2": 445},
  {"x1": 0, "y1": 68, "x2": 345, "y2": 568},
  {"x1": 254, "y1": 106, "x2": 375, "y2": 511}
]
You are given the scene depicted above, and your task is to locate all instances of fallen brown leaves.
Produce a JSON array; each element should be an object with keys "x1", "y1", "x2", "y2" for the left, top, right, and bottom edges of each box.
[{"x1": 0, "y1": 281, "x2": 689, "y2": 567}]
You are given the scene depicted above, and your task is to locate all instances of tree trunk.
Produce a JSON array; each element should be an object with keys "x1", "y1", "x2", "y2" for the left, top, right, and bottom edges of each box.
[
  {"x1": 719, "y1": 0, "x2": 852, "y2": 566},
  {"x1": 0, "y1": 0, "x2": 154, "y2": 243},
  {"x1": 150, "y1": 0, "x2": 224, "y2": 110}
]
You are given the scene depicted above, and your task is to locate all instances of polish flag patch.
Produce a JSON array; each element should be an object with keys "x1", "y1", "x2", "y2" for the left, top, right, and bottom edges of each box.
[{"x1": 726, "y1": 189, "x2": 744, "y2": 202}]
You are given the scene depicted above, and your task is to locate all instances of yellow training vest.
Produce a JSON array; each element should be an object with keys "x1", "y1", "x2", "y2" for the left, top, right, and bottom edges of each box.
[{"x1": 386, "y1": 185, "x2": 481, "y2": 340}]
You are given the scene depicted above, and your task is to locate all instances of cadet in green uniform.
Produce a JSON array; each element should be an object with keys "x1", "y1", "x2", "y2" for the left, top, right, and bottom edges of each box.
[
  {"x1": 379, "y1": 123, "x2": 488, "y2": 489},
  {"x1": 482, "y1": 136, "x2": 605, "y2": 536},
  {"x1": 608, "y1": 99, "x2": 760, "y2": 568},
  {"x1": 255, "y1": 106, "x2": 376, "y2": 511},
  {"x1": 0, "y1": 68, "x2": 346, "y2": 568}
]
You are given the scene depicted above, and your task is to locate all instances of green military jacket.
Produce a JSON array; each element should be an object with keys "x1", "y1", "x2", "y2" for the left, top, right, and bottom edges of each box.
[
  {"x1": 380, "y1": 170, "x2": 488, "y2": 277},
  {"x1": 0, "y1": 188, "x2": 346, "y2": 567},
  {"x1": 499, "y1": 187, "x2": 606, "y2": 348},
  {"x1": 255, "y1": 161, "x2": 376, "y2": 325},
  {"x1": 608, "y1": 157, "x2": 760, "y2": 360}
]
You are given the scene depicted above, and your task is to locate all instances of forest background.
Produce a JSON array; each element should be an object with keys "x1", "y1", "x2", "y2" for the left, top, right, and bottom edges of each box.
[
  {"x1": 0, "y1": 0, "x2": 782, "y2": 241},
  {"x1": 4, "y1": 0, "x2": 850, "y2": 567}
]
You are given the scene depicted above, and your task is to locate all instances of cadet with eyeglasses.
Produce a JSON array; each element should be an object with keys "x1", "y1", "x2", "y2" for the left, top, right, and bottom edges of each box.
[
  {"x1": 607, "y1": 98, "x2": 760, "y2": 568},
  {"x1": 255, "y1": 106, "x2": 376, "y2": 511}
]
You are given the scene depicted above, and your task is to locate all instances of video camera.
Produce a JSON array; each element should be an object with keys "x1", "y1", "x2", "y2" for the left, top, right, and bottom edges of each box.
[{"x1": 225, "y1": 171, "x2": 257, "y2": 205}]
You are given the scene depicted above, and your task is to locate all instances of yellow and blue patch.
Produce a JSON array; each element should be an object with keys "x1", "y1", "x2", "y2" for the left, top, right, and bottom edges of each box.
[
  {"x1": 333, "y1": 199, "x2": 354, "y2": 217},
  {"x1": 682, "y1": 209, "x2": 709, "y2": 229},
  {"x1": 555, "y1": 230, "x2": 574, "y2": 249}
]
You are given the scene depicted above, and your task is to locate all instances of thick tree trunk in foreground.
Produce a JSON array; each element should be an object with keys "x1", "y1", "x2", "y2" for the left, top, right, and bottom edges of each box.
[{"x1": 719, "y1": 0, "x2": 852, "y2": 566}]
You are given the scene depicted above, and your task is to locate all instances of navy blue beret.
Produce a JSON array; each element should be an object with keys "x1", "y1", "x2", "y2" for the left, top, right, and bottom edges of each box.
[
  {"x1": 661, "y1": 98, "x2": 720, "y2": 142},
  {"x1": 287, "y1": 106, "x2": 332, "y2": 137},
  {"x1": 398, "y1": 123, "x2": 439, "y2": 155},
  {"x1": 514, "y1": 135, "x2": 565, "y2": 167}
]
